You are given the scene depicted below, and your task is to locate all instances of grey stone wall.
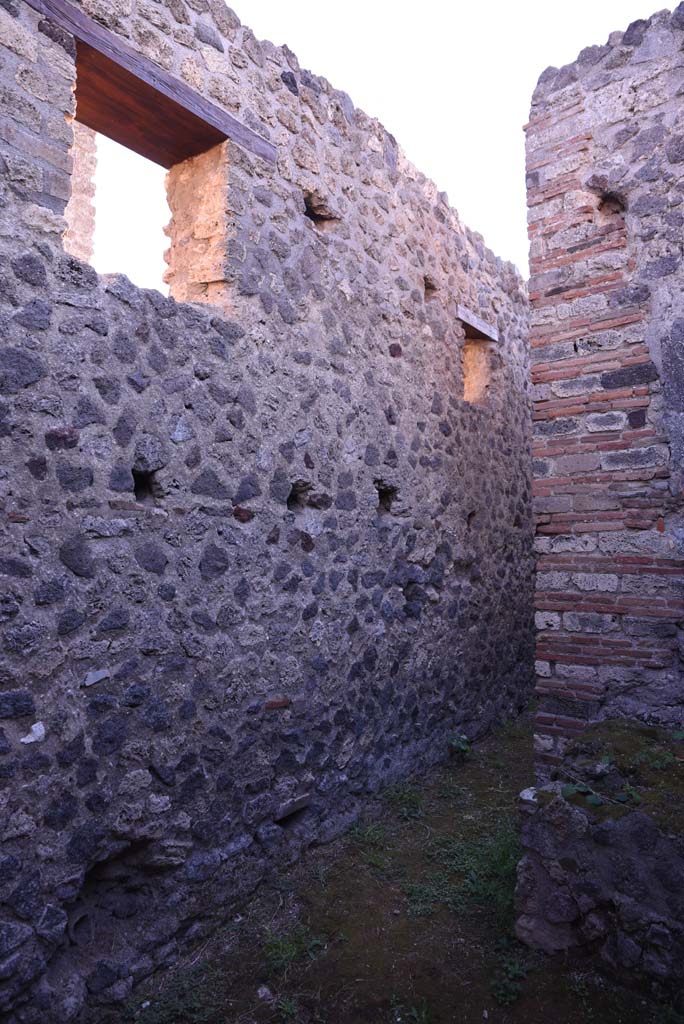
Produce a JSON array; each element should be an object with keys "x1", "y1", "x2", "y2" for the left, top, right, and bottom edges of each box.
[{"x1": 0, "y1": 1, "x2": 533, "y2": 1019}]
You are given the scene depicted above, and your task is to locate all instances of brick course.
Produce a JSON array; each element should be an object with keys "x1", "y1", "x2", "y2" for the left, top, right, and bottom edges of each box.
[{"x1": 527, "y1": 7, "x2": 684, "y2": 769}]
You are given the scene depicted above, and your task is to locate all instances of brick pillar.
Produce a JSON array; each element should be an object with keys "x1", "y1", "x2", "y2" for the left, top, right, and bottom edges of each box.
[
  {"x1": 64, "y1": 122, "x2": 97, "y2": 263},
  {"x1": 164, "y1": 141, "x2": 231, "y2": 309},
  {"x1": 526, "y1": 48, "x2": 684, "y2": 772}
]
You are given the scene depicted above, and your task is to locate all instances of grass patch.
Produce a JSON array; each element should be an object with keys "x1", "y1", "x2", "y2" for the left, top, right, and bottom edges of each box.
[
  {"x1": 390, "y1": 995, "x2": 435, "y2": 1023},
  {"x1": 349, "y1": 820, "x2": 400, "y2": 875},
  {"x1": 437, "y1": 781, "x2": 468, "y2": 802},
  {"x1": 405, "y1": 873, "x2": 464, "y2": 917},
  {"x1": 406, "y1": 819, "x2": 520, "y2": 926},
  {"x1": 489, "y1": 952, "x2": 529, "y2": 1006},
  {"x1": 349, "y1": 821, "x2": 387, "y2": 850},
  {"x1": 632, "y1": 743, "x2": 676, "y2": 772},
  {"x1": 264, "y1": 925, "x2": 324, "y2": 977},
  {"x1": 277, "y1": 995, "x2": 301, "y2": 1021},
  {"x1": 124, "y1": 963, "x2": 223, "y2": 1024},
  {"x1": 386, "y1": 783, "x2": 424, "y2": 821}
]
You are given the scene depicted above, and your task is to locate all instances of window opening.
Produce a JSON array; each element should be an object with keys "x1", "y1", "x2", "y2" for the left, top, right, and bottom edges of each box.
[
  {"x1": 463, "y1": 339, "x2": 493, "y2": 404},
  {"x1": 90, "y1": 135, "x2": 169, "y2": 292},
  {"x1": 457, "y1": 304, "x2": 498, "y2": 406},
  {"x1": 48, "y1": 0, "x2": 276, "y2": 305}
]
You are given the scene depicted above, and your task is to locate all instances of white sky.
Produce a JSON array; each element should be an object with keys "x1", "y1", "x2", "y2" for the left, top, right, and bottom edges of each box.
[{"x1": 92, "y1": 0, "x2": 673, "y2": 291}]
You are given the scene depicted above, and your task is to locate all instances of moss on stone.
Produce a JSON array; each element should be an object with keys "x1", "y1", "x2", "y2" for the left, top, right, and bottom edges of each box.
[{"x1": 557, "y1": 719, "x2": 684, "y2": 831}]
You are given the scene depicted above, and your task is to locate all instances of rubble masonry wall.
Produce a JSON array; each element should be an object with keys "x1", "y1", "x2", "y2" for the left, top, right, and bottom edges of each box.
[{"x1": 0, "y1": 0, "x2": 532, "y2": 1018}]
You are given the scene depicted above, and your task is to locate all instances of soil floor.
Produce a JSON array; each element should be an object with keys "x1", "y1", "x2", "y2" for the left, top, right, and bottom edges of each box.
[{"x1": 106, "y1": 717, "x2": 681, "y2": 1024}]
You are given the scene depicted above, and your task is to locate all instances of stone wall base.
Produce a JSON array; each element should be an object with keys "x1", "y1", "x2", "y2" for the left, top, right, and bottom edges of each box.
[{"x1": 516, "y1": 720, "x2": 684, "y2": 996}]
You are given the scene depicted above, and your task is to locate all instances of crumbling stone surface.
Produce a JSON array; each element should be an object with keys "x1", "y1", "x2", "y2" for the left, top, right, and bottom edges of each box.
[
  {"x1": 527, "y1": 6, "x2": 684, "y2": 770},
  {"x1": 517, "y1": 721, "x2": 684, "y2": 992},
  {"x1": 0, "y1": 1, "x2": 533, "y2": 1020},
  {"x1": 64, "y1": 123, "x2": 96, "y2": 265}
]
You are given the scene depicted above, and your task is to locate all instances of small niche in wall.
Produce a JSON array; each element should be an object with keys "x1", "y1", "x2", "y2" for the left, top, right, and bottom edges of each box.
[
  {"x1": 133, "y1": 469, "x2": 159, "y2": 504},
  {"x1": 598, "y1": 191, "x2": 626, "y2": 216},
  {"x1": 597, "y1": 190, "x2": 627, "y2": 228},
  {"x1": 287, "y1": 480, "x2": 312, "y2": 512},
  {"x1": 303, "y1": 192, "x2": 340, "y2": 231},
  {"x1": 375, "y1": 479, "x2": 398, "y2": 514},
  {"x1": 457, "y1": 304, "x2": 499, "y2": 406},
  {"x1": 424, "y1": 275, "x2": 438, "y2": 301},
  {"x1": 273, "y1": 794, "x2": 312, "y2": 830}
]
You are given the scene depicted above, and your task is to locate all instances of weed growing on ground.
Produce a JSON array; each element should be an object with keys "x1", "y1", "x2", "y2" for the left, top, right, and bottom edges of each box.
[
  {"x1": 311, "y1": 862, "x2": 328, "y2": 886},
  {"x1": 125, "y1": 964, "x2": 222, "y2": 1024},
  {"x1": 386, "y1": 783, "x2": 423, "y2": 821},
  {"x1": 264, "y1": 926, "x2": 324, "y2": 977},
  {"x1": 489, "y1": 950, "x2": 531, "y2": 1006},
  {"x1": 390, "y1": 995, "x2": 434, "y2": 1023},
  {"x1": 277, "y1": 995, "x2": 300, "y2": 1021},
  {"x1": 349, "y1": 820, "x2": 399, "y2": 874},
  {"x1": 634, "y1": 744, "x2": 676, "y2": 772},
  {"x1": 407, "y1": 999, "x2": 434, "y2": 1023},
  {"x1": 652, "y1": 1007, "x2": 684, "y2": 1024},
  {"x1": 490, "y1": 974, "x2": 523, "y2": 1007},
  {"x1": 412, "y1": 818, "x2": 521, "y2": 926},
  {"x1": 349, "y1": 821, "x2": 387, "y2": 850},
  {"x1": 565, "y1": 972, "x2": 596, "y2": 1020},
  {"x1": 438, "y1": 781, "x2": 468, "y2": 802},
  {"x1": 449, "y1": 734, "x2": 471, "y2": 761},
  {"x1": 405, "y1": 873, "x2": 464, "y2": 916}
]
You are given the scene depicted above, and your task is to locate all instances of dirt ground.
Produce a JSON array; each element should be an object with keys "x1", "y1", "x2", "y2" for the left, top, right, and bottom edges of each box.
[{"x1": 105, "y1": 717, "x2": 681, "y2": 1024}]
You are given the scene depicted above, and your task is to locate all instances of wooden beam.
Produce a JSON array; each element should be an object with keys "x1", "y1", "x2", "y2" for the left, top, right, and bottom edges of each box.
[
  {"x1": 457, "y1": 304, "x2": 499, "y2": 343},
  {"x1": 21, "y1": 0, "x2": 277, "y2": 166},
  {"x1": 75, "y1": 41, "x2": 226, "y2": 168}
]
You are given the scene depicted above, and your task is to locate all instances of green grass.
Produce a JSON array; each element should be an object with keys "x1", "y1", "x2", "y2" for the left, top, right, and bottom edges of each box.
[
  {"x1": 488, "y1": 951, "x2": 531, "y2": 1007},
  {"x1": 405, "y1": 819, "x2": 521, "y2": 926},
  {"x1": 125, "y1": 964, "x2": 222, "y2": 1024},
  {"x1": 264, "y1": 925, "x2": 324, "y2": 977},
  {"x1": 405, "y1": 873, "x2": 464, "y2": 916},
  {"x1": 437, "y1": 781, "x2": 468, "y2": 802},
  {"x1": 349, "y1": 821, "x2": 387, "y2": 849},
  {"x1": 349, "y1": 820, "x2": 398, "y2": 874},
  {"x1": 277, "y1": 995, "x2": 300, "y2": 1021},
  {"x1": 390, "y1": 995, "x2": 435, "y2": 1023},
  {"x1": 386, "y1": 783, "x2": 424, "y2": 821},
  {"x1": 633, "y1": 744, "x2": 676, "y2": 772}
]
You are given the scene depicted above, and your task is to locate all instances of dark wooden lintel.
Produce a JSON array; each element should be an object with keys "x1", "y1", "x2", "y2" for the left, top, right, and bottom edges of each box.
[
  {"x1": 21, "y1": 0, "x2": 277, "y2": 167},
  {"x1": 457, "y1": 303, "x2": 499, "y2": 343},
  {"x1": 74, "y1": 40, "x2": 226, "y2": 168}
]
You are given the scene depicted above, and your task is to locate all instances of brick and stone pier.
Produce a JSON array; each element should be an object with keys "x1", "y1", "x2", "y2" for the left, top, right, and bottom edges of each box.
[{"x1": 526, "y1": 7, "x2": 684, "y2": 770}]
